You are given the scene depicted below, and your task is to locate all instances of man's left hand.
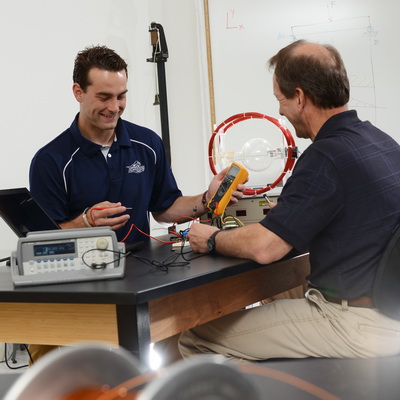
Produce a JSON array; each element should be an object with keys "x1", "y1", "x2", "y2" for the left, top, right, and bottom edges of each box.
[
  {"x1": 187, "y1": 223, "x2": 219, "y2": 253},
  {"x1": 204, "y1": 166, "x2": 247, "y2": 206}
]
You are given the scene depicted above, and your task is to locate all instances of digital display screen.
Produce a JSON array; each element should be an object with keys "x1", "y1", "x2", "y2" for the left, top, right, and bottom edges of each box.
[
  {"x1": 33, "y1": 242, "x2": 75, "y2": 256},
  {"x1": 227, "y1": 164, "x2": 240, "y2": 179}
]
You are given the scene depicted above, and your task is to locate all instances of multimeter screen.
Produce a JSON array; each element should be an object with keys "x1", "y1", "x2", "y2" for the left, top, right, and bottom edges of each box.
[
  {"x1": 33, "y1": 242, "x2": 75, "y2": 256},
  {"x1": 207, "y1": 162, "x2": 248, "y2": 216},
  {"x1": 226, "y1": 164, "x2": 240, "y2": 179},
  {"x1": 214, "y1": 164, "x2": 240, "y2": 201}
]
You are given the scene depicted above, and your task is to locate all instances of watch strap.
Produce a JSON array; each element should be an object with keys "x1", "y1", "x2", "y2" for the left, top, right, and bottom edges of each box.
[{"x1": 208, "y1": 230, "x2": 221, "y2": 254}]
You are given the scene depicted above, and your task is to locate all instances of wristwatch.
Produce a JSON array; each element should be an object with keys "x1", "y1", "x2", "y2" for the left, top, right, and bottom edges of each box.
[{"x1": 207, "y1": 230, "x2": 221, "y2": 254}]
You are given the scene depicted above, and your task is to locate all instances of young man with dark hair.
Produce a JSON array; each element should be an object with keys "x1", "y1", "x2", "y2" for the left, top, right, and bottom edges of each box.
[
  {"x1": 30, "y1": 45, "x2": 240, "y2": 242},
  {"x1": 28, "y1": 45, "x2": 244, "y2": 363}
]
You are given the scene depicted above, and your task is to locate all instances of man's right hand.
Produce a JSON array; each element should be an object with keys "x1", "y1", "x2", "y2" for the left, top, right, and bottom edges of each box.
[{"x1": 60, "y1": 201, "x2": 130, "y2": 231}]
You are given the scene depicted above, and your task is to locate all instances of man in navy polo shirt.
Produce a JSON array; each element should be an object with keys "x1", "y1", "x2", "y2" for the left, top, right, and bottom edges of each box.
[
  {"x1": 180, "y1": 40, "x2": 400, "y2": 361},
  {"x1": 28, "y1": 45, "x2": 244, "y2": 364},
  {"x1": 30, "y1": 45, "x2": 240, "y2": 243}
]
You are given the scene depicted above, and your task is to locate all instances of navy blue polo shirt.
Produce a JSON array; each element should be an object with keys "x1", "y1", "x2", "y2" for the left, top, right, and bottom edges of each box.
[
  {"x1": 261, "y1": 110, "x2": 400, "y2": 299},
  {"x1": 30, "y1": 114, "x2": 182, "y2": 242}
]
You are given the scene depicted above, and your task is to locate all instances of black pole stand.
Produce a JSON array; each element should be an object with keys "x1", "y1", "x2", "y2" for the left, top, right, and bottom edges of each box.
[{"x1": 147, "y1": 22, "x2": 171, "y2": 165}]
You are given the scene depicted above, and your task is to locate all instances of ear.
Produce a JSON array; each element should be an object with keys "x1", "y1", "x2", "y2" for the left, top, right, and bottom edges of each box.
[
  {"x1": 295, "y1": 88, "x2": 306, "y2": 110},
  {"x1": 72, "y1": 83, "x2": 84, "y2": 102}
]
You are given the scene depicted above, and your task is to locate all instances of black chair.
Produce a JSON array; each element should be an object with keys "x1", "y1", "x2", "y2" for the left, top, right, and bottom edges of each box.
[{"x1": 373, "y1": 224, "x2": 400, "y2": 320}]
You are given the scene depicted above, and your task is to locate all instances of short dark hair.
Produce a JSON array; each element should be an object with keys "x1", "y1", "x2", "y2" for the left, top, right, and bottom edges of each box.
[
  {"x1": 73, "y1": 45, "x2": 128, "y2": 91},
  {"x1": 268, "y1": 40, "x2": 349, "y2": 109}
]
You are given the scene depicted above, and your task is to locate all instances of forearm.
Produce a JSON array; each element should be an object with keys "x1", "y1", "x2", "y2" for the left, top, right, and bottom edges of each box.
[
  {"x1": 59, "y1": 213, "x2": 87, "y2": 230},
  {"x1": 214, "y1": 224, "x2": 293, "y2": 264},
  {"x1": 154, "y1": 165, "x2": 248, "y2": 224},
  {"x1": 153, "y1": 192, "x2": 209, "y2": 224},
  {"x1": 188, "y1": 222, "x2": 293, "y2": 265}
]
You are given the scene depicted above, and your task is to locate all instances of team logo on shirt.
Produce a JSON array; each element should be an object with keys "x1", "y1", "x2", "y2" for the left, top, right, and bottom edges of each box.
[{"x1": 126, "y1": 161, "x2": 145, "y2": 174}]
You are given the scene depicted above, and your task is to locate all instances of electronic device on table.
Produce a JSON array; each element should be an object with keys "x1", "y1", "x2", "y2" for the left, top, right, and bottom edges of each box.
[
  {"x1": 0, "y1": 188, "x2": 127, "y2": 286},
  {"x1": 10, "y1": 227, "x2": 125, "y2": 287}
]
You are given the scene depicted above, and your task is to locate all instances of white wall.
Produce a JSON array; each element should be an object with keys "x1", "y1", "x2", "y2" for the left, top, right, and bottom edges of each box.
[{"x1": 0, "y1": 0, "x2": 210, "y2": 257}]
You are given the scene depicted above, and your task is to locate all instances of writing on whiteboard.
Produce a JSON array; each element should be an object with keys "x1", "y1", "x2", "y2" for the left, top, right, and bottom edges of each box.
[{"x1": 226, "y1": 9, "x2": 244, "y2": 30}]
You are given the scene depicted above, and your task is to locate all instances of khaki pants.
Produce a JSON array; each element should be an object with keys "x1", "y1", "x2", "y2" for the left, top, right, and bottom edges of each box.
[
  {"x1": 179, "y1": 289, "x2": 400, "y2": 362},
  {"x1": 28, "y1": 345, "x2": 59, "y2": 365},
  {"x1": 261, "y1": 283, "x2": 308, "y2": 304}
]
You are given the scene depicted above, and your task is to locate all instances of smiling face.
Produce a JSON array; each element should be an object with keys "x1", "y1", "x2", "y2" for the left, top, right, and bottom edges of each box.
[
  {"x1": 273, "y1": 73, "x2": 309, "y2": 140},
  {"x1": 273, "y1": 74, "x2": 293, "y2": 121},
  {"x1": 73, "y1": 67, "x2": 128, "y2": 143}
]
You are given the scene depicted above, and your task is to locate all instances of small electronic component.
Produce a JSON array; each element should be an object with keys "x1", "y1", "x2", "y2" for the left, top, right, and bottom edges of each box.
[{"x1": 207, "y1": 162, "x2": 249, "y2": 216}]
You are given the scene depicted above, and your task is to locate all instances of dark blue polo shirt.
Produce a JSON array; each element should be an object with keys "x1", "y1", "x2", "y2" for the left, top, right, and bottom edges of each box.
[
  {"x1": 30, "y1": 114, "x2": 182, "y2": 242},
  {"x1": 261, "y1": 110, "x2": 400, "y2": 299}
]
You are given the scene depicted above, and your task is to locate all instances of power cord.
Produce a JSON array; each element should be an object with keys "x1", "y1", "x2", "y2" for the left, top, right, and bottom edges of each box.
[
  {"x1": 127, "y1": 232, "x2": 208, "y2": 271},
  {"x1": 0, "y1": 256, "x2": 11, "y2": 266},
  {"x1": 116, "y1": 213, "x2": 240, "y2": 270},
  {"x1": 216, "y1": 214, "x2": 244, "y2": 230},
  {"x1": 81, "y1": 248, "x2": 125, "y2": 269},
  {"x1": 2, "y1": 343, "x2": 31, "y2": 370},
  {"x1": 79, "y1": 241, "x2": 193, "y2": 273},
  {"x1": 130, "y1": 251, "x2": 191, "y2": 272}
]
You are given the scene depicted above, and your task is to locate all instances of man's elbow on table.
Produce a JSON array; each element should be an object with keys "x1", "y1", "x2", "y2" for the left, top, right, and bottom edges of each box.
[
  {"x1": 213, "y1": 223, "x2": 292, "y2": 265},
  {"x1": 245, "y1": 224, "x2": 293, "y2": 265}
]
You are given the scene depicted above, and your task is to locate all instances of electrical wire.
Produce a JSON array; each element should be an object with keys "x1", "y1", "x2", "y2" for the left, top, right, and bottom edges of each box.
[
  {"x1": 84, "y1": 207, "x2": 224, "y2": 270},
  {"x1": 89, "y1": 206, "x2": 133, "y2": 228},
  {"x1": 121, "y1": 215, "x2": 212, "y2": 269},
  {"x1": 130, "y1": 251, "x2": 190, "y2": 272},
  {"x1": 80, "y1": 236, "x2": 196, "y2": 273},
  {"x1": 121, "y1": 222, "x2": 180, "y2": 244},
  {"x1": 81, "y1": 248, "x2": 125, "y2": 270},
  {"x1": 122, "y1": 215, "x2": 214, "y2": 244},
  {"x1": 3, "y1": 343, "x2": 30, "y2": 370},
  {"x1": 87, "y1": 206, "x2": 216, "y2": 244}
]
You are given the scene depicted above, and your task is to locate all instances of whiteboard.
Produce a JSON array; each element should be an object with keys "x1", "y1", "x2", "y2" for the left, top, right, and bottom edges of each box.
[{"x1": 202, "y1": 0, "x2": 400, "y2": 188}]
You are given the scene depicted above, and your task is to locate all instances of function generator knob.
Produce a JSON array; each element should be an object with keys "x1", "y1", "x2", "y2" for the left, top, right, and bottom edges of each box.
[{"x1": 96, "y1": 237, "x2": 109, "y2": 250}]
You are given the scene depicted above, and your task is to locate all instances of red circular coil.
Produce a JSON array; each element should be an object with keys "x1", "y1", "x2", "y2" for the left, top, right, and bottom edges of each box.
[{"x1": 208, "y1": 112, "x2": 296, "y2": 195}]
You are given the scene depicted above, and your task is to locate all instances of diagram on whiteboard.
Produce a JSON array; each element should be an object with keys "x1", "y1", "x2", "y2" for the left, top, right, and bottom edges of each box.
[
  {"x1": 291, "y1": 14, "x2": 379, "y2": 125},
  {"x1": 202, "y1": 0, "x2": 399, "y2": 187}
]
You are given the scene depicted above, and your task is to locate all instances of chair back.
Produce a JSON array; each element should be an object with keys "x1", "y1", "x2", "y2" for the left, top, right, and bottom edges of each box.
[{"x1": 373, "y1": 225, "x2": 400, "y2": 319}]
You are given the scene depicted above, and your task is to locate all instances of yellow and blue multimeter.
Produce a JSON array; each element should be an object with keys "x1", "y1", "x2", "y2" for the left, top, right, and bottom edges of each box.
[{"x1": 207, "y1": 162, "x2": 248, "y2": 216}]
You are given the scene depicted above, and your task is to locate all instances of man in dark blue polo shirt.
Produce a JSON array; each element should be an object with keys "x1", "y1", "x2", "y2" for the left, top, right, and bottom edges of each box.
[
  {"x1": 180, "y1": 40, "x2": 400, "y2": 361},
  {"x1": 28, "y1": 45, "x2": 244, "y2": 364},
  {"x1": 30, "y1": 46, "x2": 241, "y2": 243}
]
